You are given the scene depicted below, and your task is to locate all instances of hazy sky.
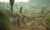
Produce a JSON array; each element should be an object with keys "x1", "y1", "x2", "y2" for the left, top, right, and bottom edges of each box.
[{"x1": 0, "y1": 0, "x2": 29, "y2": 2}]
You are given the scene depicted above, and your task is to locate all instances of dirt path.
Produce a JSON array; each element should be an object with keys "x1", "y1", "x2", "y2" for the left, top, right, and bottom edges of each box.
[
  {"x1": 11, "y1": 21, "x2": 47, "y2": 30},
  {"x1": 25, "y1": 21, "x2": 46, "y2": 30}
]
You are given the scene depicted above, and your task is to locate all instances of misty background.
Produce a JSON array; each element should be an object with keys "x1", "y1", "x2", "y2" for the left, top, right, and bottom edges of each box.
[{"x1": 0, "y1": 0, "x2": 50, "y2": 14}]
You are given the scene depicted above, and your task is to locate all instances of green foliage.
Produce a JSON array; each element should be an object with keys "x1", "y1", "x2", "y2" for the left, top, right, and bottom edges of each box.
[
  {"x1": 44, "y1": 14, "x2": 50, "y2": 22},
  {"x1": 0, "y1": 12, "x2": 10, "y2": 30},
  {"x1": 44, "y1": 14, "x2": 50, "y2": 28},
  {"x1": 41, "y1": 10, "x2": 44, "y2": 14},
  {"x1": 45, "y1": 17, "x2": 50, "y2": 22},
  {"x1": 27, "y1": 18, "x2": 31, "y2": 22},
  {"x1": 44, "y1": 11, "x2": 48, "y2": 15}
]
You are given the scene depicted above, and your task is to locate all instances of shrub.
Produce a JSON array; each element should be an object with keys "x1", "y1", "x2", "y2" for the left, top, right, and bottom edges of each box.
[{"x1": 44, "y1": 14, "x2": 50, "y2": 22}]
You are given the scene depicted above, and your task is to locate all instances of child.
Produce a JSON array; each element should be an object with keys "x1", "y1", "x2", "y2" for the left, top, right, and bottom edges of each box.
[{"x1": 22, "y1": 15, "x2": 27, "y2": 28}]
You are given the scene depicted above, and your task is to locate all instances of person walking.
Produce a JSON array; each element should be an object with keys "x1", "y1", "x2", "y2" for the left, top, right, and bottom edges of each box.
[{"x1": 22, "y1": 15, "x2": 27, "y2": 28}]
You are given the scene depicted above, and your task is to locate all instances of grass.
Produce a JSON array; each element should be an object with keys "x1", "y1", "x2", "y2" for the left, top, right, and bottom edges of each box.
[{"x1": 35, "y1": 18, "x2": 43, "y2": 21}]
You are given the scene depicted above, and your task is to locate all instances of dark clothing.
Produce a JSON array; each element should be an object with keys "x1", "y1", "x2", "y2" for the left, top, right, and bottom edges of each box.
[
  {"x1": 22, "y1": 17, "x2": 26, "y2": 23},
  {"x1": 17, "y1": 17, "x2": 20, "y2": 25}
]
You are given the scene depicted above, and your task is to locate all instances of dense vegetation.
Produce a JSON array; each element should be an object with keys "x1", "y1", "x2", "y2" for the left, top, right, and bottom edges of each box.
[{"x1": 0, "y1": 11, "x2": 10, "y2": 30}]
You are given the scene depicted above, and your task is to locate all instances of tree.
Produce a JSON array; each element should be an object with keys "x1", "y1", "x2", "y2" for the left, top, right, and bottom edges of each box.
[
  {"x1": 20, "y1": 6, "x2": 23, "y2": 13},
  {"x1": 41, "y1": 7, "x2": 47, "y2": 14},
  {"x1": 41, "y1": 7, "x2": 45, "y2": 14},
  {"x1": 10, "y1": 0, "x2": 15, "y2": 12}
]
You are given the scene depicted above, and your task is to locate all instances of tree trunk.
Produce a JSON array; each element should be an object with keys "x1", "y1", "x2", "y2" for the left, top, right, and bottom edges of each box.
[{"x1": 11, "y1": 6, "x2": 13, "y2": 12}]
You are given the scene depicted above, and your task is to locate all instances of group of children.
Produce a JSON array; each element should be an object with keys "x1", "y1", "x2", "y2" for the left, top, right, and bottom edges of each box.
[{"x1": 10, "y1": 14, "x2": 27, "y2": 26}]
